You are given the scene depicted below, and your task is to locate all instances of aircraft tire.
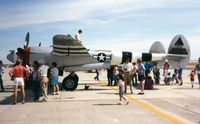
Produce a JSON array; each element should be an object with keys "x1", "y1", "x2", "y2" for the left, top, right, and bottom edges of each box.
[{"x1": 62, "y1": 74, "x2": 79, "y2": 91}]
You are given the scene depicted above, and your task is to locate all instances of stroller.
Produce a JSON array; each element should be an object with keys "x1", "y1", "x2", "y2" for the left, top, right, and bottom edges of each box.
[
  {"x1": 164, "y1": 71, "x2": 171, "y2": 85},
  {"x1": 144, "y1": 75, "x2": 154, "y2": 90}
]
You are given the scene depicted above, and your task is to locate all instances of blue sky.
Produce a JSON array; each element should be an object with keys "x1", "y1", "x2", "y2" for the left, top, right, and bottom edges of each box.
[{"x1": 0, "y1": 0, "x2": 200, "y2": 63}]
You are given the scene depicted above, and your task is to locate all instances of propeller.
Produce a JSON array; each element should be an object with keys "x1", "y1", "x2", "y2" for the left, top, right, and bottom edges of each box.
[
  {"x1": 24, "y1": 32, "x2": 30, "y2": 48},
  {"x1": 16, "y1": 32, "x2": 30, "y2": 66}
]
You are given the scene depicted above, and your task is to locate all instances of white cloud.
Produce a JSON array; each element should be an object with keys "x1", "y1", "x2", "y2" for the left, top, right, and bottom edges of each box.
[
  {"x1": 83, "y1": 18, "x2": 112, "y2": 26},
  {"x1": 1, "y1": 0, "x2": 197, "y2": 29}
]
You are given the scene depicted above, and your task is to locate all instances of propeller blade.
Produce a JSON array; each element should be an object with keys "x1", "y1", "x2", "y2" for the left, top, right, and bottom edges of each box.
[
  {"x1": 39, "y1": 42, "x2": 41, "y2": 47},
  {"x1": 24, "y1": 32, "x2": 30, "y2": 48}
]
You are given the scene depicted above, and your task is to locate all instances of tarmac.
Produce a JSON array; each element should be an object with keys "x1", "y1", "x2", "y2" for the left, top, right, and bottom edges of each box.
[{"x1": 0, "y1": 68, "x2": 200, "y2": 124}]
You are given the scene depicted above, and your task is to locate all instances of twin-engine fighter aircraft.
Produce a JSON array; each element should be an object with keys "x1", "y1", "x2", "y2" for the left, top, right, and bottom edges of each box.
[{"x1": 7, "y1": 32, "x2": 190, "y2": 90}]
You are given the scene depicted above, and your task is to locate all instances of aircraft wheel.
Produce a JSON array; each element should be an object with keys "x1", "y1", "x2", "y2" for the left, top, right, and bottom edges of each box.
[{"x1": 62, "y1": 74, "x2": 79, "y2": 91}]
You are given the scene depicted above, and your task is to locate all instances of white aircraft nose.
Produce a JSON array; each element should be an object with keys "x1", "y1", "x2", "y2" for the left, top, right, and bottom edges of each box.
[{"x1": 7, "y1": 51, "x2": 15, "y2": 63}]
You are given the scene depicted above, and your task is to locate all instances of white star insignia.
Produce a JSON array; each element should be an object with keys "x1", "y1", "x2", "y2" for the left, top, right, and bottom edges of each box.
[
  {"x1": 97, "y1": 53, "x2": 106, "y2": 62},
  {"x1": 98, "y1": 53, "x2": 105, "y2": 61}
]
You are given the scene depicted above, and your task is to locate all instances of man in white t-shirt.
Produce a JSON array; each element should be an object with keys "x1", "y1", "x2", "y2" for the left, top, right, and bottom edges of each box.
[
  {"x1": 38, "y1": 61, "x2": 49, "y2": 102},
  {"x1": 75, "y1": 29, "x2": 82, "y2": 42},
  {"x1": 122, "y1": 58, "x2": 133, "y2": 94}
]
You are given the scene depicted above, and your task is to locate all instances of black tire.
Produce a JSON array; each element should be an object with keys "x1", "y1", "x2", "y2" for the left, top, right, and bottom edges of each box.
[{"x1": 62, "y1": 74, "x2": 79, "y2": 91}]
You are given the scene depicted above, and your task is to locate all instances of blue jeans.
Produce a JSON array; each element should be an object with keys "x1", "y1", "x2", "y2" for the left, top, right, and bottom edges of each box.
[
  {"x1": 33, "y1": 80, "x2": 40, "y2": 100},
  {"x1": 198, "y1": 74, "x2": 200, "y2": 84},
  {"x1": 0, "y1": 75, "x2": 4, "y2": 91}
]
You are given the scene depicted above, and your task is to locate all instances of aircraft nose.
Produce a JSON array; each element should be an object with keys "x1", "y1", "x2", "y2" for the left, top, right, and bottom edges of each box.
[{"x1": 7, "y1": 51, "x2": 15, "y2": 63}]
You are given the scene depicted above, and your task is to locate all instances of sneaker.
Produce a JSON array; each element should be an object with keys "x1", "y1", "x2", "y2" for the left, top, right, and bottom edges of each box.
[
  {"x1": 40, "y1": 98, "x2": 47, "y2": 102},
  {"x1": 138, "y1": 92, "x2": 144, "y2": 95},
  {"x1": 56, "y1": 92, "x2": 60, "y2": 95},
  {"x1": 126, "y1": 101, "x2": 129, "y2": 105}
]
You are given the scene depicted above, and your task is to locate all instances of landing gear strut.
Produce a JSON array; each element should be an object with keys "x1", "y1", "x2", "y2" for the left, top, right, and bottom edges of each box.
[{"x1": 62, "y1": 73, "x2": 79, "y2": 91}]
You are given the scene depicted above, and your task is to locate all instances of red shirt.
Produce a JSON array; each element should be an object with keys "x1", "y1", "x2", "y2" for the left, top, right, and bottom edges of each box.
[{"x1": 11, "y1": 65, "x2": 27, "y2": 78}]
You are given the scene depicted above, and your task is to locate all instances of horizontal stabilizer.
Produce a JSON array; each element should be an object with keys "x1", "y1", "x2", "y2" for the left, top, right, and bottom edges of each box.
[{"x1": 149, "y1": 41, "x2": 166, "y2": 53}]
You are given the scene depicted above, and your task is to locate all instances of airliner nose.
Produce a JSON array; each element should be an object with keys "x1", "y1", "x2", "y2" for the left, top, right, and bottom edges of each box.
[{"x1": 7, "y1": 50, "x2": 15, "y2": 63}]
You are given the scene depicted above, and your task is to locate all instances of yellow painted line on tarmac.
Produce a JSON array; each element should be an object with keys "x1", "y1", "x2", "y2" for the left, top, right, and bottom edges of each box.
[
  {"x1": 125, "y1": 95, "x2": 184, "y2": 124},
  {"x1": 100, "y1": 82, "x2": 185, "y2": 124}
]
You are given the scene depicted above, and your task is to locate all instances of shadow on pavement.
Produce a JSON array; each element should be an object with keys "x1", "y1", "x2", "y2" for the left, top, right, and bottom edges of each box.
[
  {"x1": 0, "y1": 94, "x2": 13, "y2": 105},
  {"x1": 93, "y1": 103, "x2": 120, "y2": 106},
  {"x1": 0, "y1": 89, "x2": 34, "y2": 105},
  {"x1": 173, "y1": 87, "x2": 200, "y2": 90},
  {"x1": 77, "y1": 88, "x2": 113, "y2": 91},
  {"x1": 97, "y1": 92, "x2": 118, "y2": 95}
]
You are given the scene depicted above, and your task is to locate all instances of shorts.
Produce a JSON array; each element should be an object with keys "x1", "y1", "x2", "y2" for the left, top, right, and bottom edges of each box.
[
  {"x1": 138, "y1": 74, "x2": 145, "y2": 81},
  {"x1": 178, "y1": 75, "x2": 182, "y2": 80},
  {"x1": 13, "y1": 77, "x2": 24, "y2": 86},
  {"x1": 119, "y1": 87, "x2": 124, "y2": 97},
  {"x1": 119, "y1": 91, "x2": 124, "y2": 97},
  {"x1": 50, "y1": 76, "x2": 58, "y2": 86},
  {"x1": 113, "y1": 75, "x2": 119, "y2": 81}
]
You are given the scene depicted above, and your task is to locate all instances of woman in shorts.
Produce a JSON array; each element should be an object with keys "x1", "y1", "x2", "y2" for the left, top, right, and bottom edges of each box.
[
  {"x1": 9, "y1": 59, "x2": 28, "y2": 104},
  {"x1": 50, "y1": 62, "x2": 59, "y2": 95},
  {"x1": 137, "y1": 59, "x2": 146, "y2": 95}
]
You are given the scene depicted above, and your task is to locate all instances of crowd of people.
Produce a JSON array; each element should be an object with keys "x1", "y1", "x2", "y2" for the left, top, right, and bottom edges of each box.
[
  {"x1": 6, "y1": 59, "x2": 60, "y2": 105},
  {"x1": 1, "y1": 57, "x2": 200, "y2": 105},
  {"x1": 93, "y1": 58, "x2": 200, "y2": 104}
]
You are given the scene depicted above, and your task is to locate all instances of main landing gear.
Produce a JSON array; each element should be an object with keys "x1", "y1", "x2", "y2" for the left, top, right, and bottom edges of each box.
[{"x1": 62, "y1": 72, "x2": 79, "y2": 91}]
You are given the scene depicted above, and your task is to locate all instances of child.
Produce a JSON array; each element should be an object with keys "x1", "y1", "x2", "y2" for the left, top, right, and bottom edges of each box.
[
  {"x1": 118, "y1": 74, "x2": 129, "y2": 105},
  {"x1": 164, "y1": 69, "x2": 171, "y2": 85},
  {"x1": 113, "y1": 65, "x2": 119, "y2": 86},
  {"x1": 144, "y1": 76, "x2": 154, "y2": 90},
  {"x1": 172, "y1": 69, "x2": 179, "y2": 84},
  {"x1": 190, "y1": 70, "x2": 195, "y2": 88}
]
